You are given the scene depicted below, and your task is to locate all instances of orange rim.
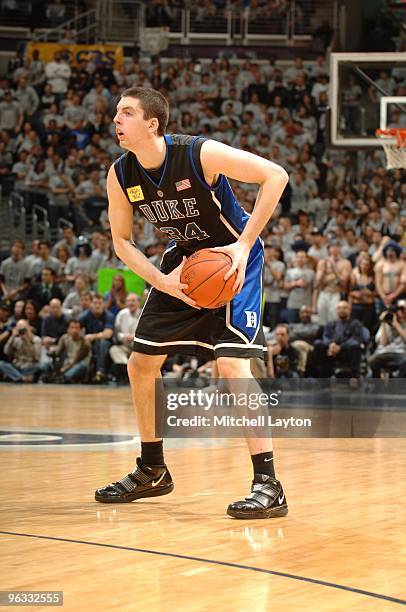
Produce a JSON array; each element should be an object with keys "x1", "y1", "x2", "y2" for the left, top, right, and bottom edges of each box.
[{"x1": 376, "y1": 128, "x2": 406, "y2": 146}]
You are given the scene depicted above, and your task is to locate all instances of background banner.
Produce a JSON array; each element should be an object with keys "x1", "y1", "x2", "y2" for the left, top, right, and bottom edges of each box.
[
  {"x1": 25, "y1": 42, "x2": 124, "y2": 68},
  {"x1": 97, "y1": 268, "x2": 145, "y2": 297}
]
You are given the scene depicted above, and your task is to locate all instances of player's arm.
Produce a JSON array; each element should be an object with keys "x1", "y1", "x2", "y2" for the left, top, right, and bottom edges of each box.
[
  {"x1": 107, "y1": 166, "x2": 198, "y2": 308},
  {"x1": 201, "y1": 140, "x2": 288, "y2": 291}
]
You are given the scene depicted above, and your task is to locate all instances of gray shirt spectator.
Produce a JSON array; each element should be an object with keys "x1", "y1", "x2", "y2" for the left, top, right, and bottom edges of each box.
[
  {"x1": 0, "y1": 92, "x2": 23, "y2": 131},
  {"x1": 15, "y1": 78, "x2": 39, "y2": 114},
  {"x1": 28, "y1": 242, "x2": 61, "y2": 278},
  {"x1": 285, "y1": 253, "x2": 315, "y2": 310},
  {"x1": 64, "y1": 95, "x2": 88, "y2": 129},
  {"x1": 0, "y1": 243, "x2": 28, "y2": 297}
]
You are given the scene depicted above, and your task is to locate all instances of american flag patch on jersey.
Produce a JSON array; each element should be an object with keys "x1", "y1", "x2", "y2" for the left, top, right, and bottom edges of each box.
[{"x1": 175, "y1": 178, "x2": 191, "y2": 191}]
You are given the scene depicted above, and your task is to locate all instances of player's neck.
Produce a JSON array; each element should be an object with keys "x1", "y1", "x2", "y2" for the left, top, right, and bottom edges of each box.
[{"x1": 129, "y1": 135, "x2": 166, "y2": 170}]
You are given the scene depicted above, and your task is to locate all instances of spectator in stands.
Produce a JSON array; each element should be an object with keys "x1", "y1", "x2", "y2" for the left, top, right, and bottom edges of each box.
[
  {"x1": 284, "y1": 250, "x2": 314, "y2": 323},
  {"x1": 315, "y1": 241, "x2": 352, "y2": 325},
  {"x1": 15, "y1": 76, "x2": 39, "y2": 116},
  {"x1": 0, "y1": 318, "x2": 41, "y2": 382},
  {"x1": 9, "y1": 299, "x2": 24, "y2": 327},
  {"x1": 0, "y1": 140, "x2": 13, "y2": 190},
  {"x1": 45, "y1": 51, "x2": 71, "y2": 103},
  {"x1": 78, "y1": 291, "x2": 92, "y2": 315},
  {"x1": 22, "y1": 299, "x2": 41, "y2": 336},
  {"x1": 349, "y1": 254, "x2": 376, "y2": 331},
  {"x1": 28, "y1": 241, "x2": 61, "y2": 278},
  {"x1": 109, "y1": 293, "x2": 141, "y2": 367},
  {"x1": 104, "y1": 273, "x2": 127, "y2": 316},
  {"x1": 308, "y1": 228, "x2": 327, "y2": 261},
  {"x1": 79, "y1": 294, "x2": 114, "y2": 383},
  {"x1": 289, "y1": 304, "x2": 322, "y2": 344},
  {"x1": 263, "y1": 244, "x2": 285, "y2": 330},
  {"x1": 310, "y1": 301, "x2": 365, "y2": 378},
  {"x1": 41, "y1": 297, "x2": 68, "y2": 351},
  {"x1": 342, "y1": 75, "x2": 362, "y2": 133},
  {"x1": 375, "y1": 241, "x2": 406, "y2": 312},
  {"x1": 0, "y1": 302, "x2": 12, "y2": 359},
  {"x1": 64, "y1": 92, "x2": 88, "y2": 129},
  {"x1": 62, "y1": 273, "x2": 89, "y2": 314},
  {"x1": 48, "y1": 170, "x2": 75, "y2": 228},
  {"x1": 267, "y1": 324, "x2": 299, "y2": 379},
  {"x1": 0, "y1": 240, "x2": 28, "y2": 302},
  {"x1": 74, "y1": 167, "x2": 107, "y2": 225},
  {"x1": 368, "y1": 301, "x2": 406, "y2": 378},
  {"x1": 0, "y1": 90, "x2": 23, "y2": 135},
  {"x1": 27, "y1": 49, "x2": 45, "y2": 94},
  {"x1": 54, "y1": 244, "x2": 70, "y2": 288},
  {"x1": 12, "y1": 150, "x2": 31, "y2": 191},
  {"x1": 45, "y1": 319, "x2": 90, "y2": 383},
  {"x1": 24, "y1": 158, "x2": 49, "y2": 208},
  {"x1": 27, "y1": 267, "x2": 64, "y2": 309},
  {"x1": 65, "y1": 238, "x2": 98, "y2": 286},
  {"x1": 90, "y1": 232, "x2": 110, "y2": 268},
  {"x1": 52, "y1": 226, "x2": 78, "y2": 258},
  {"x1": 288, "y1": 304, "x2": 322, "y2": 375}
]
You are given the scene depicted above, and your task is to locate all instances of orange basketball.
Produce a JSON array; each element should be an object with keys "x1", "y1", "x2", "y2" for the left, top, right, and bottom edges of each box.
[{"x1": 180, "y1": 248, "x2": 238, "y2": 309}]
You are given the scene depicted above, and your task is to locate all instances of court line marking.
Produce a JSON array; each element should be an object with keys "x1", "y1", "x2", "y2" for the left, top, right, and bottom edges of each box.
[{"x1": 1, "y1": 531, "x2": 405, "y2": 606}]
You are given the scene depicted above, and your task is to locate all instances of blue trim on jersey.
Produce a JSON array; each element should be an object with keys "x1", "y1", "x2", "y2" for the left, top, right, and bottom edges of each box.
[
  {"x1": 115, "y1": 153, "x2": 126, "y2": 190},
  {"x1": 135, "y1": 135, "x2": 170, "y2": 189},
  {"x1": 230, "y1": 242, "x2": 264, "y2": 342},
  {"x1": 214, "y1": 175, "x2": 250, "y2": 234},
  {"x1": 189, "y1": 136, "x2": 222, "y2": 191},
  {"x1": 166, "y1": 134, "x2": 173, "y2": 145}
]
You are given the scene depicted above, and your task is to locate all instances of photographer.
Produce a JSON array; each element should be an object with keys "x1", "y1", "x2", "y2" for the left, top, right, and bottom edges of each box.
[
  {"x1": 45, "y1": 319, "x2": 90, "y2": 383},
  {"x1": 267, "y1": 324, "x2": 300, "y2": 379},
  {"x1": 0, "y1": 319, "x2": 41, "y2": 382},
  {"x1": 368, "y1": 301, "x2": 406, "y2": 378}
]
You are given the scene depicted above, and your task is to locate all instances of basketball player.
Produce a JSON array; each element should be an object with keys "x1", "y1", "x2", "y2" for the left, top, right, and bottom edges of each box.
[{"x1": 95, "y1": 88, "x2": 289, "y2": 519}]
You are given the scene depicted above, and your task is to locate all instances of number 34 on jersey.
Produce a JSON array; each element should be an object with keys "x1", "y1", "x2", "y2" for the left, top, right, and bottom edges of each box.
[{"x1": 138, "y1": 197, "x2": 210, "y2": 242}]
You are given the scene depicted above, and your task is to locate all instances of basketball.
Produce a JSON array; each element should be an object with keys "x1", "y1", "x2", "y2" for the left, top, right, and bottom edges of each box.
[{"x1": 180, "y1": 248, "x2": 238, "y2": 309}]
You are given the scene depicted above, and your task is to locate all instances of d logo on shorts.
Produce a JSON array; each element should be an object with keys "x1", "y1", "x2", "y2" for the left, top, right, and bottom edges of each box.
[{"x1": 245, "y1": 311, "x2": 257, "y2": 328}]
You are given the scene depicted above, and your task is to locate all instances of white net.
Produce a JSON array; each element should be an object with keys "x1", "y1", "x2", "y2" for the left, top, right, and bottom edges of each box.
[{"x1": 376, "y1": 129, "x2": 406, "y2": 169}]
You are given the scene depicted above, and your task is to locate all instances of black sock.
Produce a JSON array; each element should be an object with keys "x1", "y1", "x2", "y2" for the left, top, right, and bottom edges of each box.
[
  {"x1": 141, "y1": 440, "x2": 165, "y2": 466},
  {"x1": 251, "y1": 451, "x2": 275, "y2": 478}
]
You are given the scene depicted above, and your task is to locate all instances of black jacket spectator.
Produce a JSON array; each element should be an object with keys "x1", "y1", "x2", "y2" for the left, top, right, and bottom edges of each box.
[
  {"x1": 41, "y1": 298, "x2": 68, "y2": 349},
  {"x1": 28, "y1": 267, "x2": 64, "y2": 309},
  {"x1": 311, "y1": 301, "x2": 366, "y2": 377}
]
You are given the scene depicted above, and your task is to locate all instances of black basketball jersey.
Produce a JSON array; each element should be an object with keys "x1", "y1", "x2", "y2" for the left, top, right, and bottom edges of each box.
[{"x1": 113, "y1": 133, "x2": 251, "y2": 253}]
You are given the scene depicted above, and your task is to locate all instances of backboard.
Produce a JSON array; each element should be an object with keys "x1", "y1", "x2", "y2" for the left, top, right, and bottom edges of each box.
[{"x1": 330, "y1": 52, "x2": 406, "y2": 147}]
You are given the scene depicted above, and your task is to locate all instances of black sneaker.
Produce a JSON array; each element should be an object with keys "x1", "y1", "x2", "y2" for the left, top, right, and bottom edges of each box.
[
  {"x1": 95, "y1": 457, "x2": 174, "y2": 503},
  {"x1": 227, "y1": 474, "x2": 288, "y2": 519}
]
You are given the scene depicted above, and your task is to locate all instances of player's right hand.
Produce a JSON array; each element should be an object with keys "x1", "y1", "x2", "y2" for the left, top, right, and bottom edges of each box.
[{"x1": 156, "y1": 257, "x2": 201, "y2": 309}]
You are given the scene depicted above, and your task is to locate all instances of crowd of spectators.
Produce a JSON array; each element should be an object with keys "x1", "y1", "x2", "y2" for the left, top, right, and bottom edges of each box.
[{"x1": 0, "y1": 45, "x2": 405, "y2": 385}]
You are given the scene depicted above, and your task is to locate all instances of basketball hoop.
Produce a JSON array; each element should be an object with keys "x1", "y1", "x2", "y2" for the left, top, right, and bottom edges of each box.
[{"x1": 376, "y1": 128, "x2": 406, "y2": 169}]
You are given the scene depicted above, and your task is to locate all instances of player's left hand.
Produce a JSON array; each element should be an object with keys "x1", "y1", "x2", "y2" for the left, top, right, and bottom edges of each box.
[{"x1": 210, "y1": 240, "x2": 250, "y2": 293}]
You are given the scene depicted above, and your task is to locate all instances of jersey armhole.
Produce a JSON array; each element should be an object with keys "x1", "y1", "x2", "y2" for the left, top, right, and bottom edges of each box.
[
  {"x1": 190, "y1": 137, "x2": 222, "y2": 191},
  {"x1": 113, "y1": 154, "x2": 128, "y2": 198}
]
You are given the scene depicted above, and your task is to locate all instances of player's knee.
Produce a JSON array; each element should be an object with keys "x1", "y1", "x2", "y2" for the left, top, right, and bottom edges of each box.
[
  {"x1": 216, "y1": 356, "x2": 251, "y2": 379},
  {"x1": 127, "y1": 352, "x2": 162, "y2": 379}
]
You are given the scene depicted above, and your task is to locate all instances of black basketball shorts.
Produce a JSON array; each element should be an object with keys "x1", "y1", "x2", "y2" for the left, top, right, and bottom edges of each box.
[{"x1": 133, "y1": 241, "x2": 266, "y2": 360}]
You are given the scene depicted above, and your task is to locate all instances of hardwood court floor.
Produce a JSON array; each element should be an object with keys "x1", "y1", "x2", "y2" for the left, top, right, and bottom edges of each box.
[{"x1": 0, "y1": 385, "x2": 405, "y2": 611}]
